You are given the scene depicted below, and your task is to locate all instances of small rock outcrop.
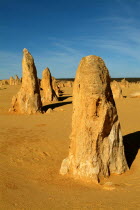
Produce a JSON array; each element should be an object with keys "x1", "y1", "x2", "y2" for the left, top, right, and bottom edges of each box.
[
  {"x1": 111, "y1": 80, "x2": 123, "y2": 99},
  {"x1": 52, "y1": 77, "x2": 60, "y2": 97},
  {"x1": 65, "y1": 81, "x2": 73, "y2": 87},
  {"x1": 58, "y1": 81, "x2": 65, "y2": 88},
  {"x1": 0, "y1": 80, "x2": 9, "y2": 85},
  {"x1": 15, "y1": 75, "x2": 21, "y2": 85},
  {"x1": 41, "y1": 68, "x2": 58, "y2": 103},
  {"x1": 120, "y1": 78, "x2": 129, "y2": 88},
  {"x1": 130, "y1": 91, "x2": 140, "y2": 98},
  {"x1": 10, "y1": 48, "x2": 42, "y2": 114},
  {"x1": 9, "y1": 76, "x2": 15, "y2": 85},
  {"x1": 60, "y1": 55, "x2": 128, "y2": 183}
]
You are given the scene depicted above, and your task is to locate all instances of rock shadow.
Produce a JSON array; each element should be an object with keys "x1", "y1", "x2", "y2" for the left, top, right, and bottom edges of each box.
[
  {"x1": 123, "y1": 131, "x2": 140, "y2": 168},
  {"x1": 41, "y1": 101, "x2": 72, "y2": 112},
  {"x1": 59, "y1": 96, "x2": 71, "y2": 101}
]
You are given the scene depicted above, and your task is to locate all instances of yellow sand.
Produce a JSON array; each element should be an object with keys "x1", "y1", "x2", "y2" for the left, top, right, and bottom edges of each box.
[{"x1": 0, "y1": 84, "x2": 140, "y2": 210}]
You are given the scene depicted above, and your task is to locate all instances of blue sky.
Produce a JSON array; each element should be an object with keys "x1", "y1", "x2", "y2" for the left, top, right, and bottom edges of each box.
[{"x1": 0, "y1": 0, "x2": 140, "y2": 79}]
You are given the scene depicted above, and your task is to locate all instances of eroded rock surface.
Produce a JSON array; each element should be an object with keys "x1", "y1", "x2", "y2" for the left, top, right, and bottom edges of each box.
[
  {"x1": 60, "y1": 55, "x2": 128, "y2": 183},
  {"x1": 10, "y1": 48, "x2": 42, "y2": 114}
]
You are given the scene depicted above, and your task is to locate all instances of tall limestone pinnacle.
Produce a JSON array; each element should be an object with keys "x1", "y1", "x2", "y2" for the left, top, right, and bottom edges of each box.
[
  {"x1": 10, "y1": 48, "x2": 42, "y2": 114},
  {"x1": 60, "y1": 55, "x2": 128, "y2": 183}
]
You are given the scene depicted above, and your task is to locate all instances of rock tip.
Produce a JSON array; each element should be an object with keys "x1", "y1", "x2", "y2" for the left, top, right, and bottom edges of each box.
[
  {"x1": 82, "y1": 55, "x2": 102, "y2": 61},
  {"x1": 23, "y1": 48, "x2": 29, "y2": 53}
]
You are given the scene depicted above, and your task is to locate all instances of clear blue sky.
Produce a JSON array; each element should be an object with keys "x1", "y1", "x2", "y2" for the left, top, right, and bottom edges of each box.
[{"x1": 0, "y1": 0, "x2": 140, "y2": 79}]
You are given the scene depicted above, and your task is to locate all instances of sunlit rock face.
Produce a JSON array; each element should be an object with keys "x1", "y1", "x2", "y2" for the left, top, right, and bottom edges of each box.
[
  {"x1": 10, "y1": 48, "x2": 42, "y2": 114},
  {"x1": 111, "y1": 80, "x2": 123, "y2": 99},
  {"x1": 41, "y1": 68, "x2": 58, "y2": 103},
  {"x1": 9, "y1": 76, "x2": 15, "y2": 85},
  {"x1": 60, "y1": 55, "x2": 128, "y2": 183}
]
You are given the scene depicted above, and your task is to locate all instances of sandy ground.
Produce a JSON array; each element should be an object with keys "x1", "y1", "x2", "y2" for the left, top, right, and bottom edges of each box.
[{"x1": 0, "y1": 84, "x2": 140, "y2": 210}]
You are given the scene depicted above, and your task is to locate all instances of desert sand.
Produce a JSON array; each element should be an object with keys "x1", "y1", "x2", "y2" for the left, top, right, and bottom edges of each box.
[{"x1": 0, "y1": 83, "x2": 140, "y2": 209}]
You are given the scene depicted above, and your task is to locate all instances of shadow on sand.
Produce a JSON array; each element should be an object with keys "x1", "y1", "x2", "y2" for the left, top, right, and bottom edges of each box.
[
  {"x1": 59, "y1": 96, "x2": 72, "y2": 101},
  {"x1": 123, "y1": 131, "x2": 140, "y2": 168},
  {"x1": 41, "y1": 101, "x2": 72, "y2": 112}
]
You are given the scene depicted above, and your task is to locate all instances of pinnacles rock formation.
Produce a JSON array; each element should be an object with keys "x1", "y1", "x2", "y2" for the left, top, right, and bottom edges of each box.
[
  {"x1": 111, "y1": 80, "x2": 123, "y2": 99},
  {"x1": 120, "y1": 78, "x2": 129, "y2": 88},
  {"x1": 65, "y1": 81, "x2": 73, "y2": 87},
  {"x1": 9, "y1": 75, "x2": 21, "y2": 85},
  {"x1": 41, "y1": 68, "x2": 58, "y2": 103},
  {"x1": 0, "y1": 80, "x2": 9, "y2": 85},
  {"x1": 60, "y1": 55, "x2": 128, "y2": 183},
  {"x1": 15, "y1": 75, "x2": 21, "y2": 85},
  {"x1": 10, "y1": 48, "x2": 42, "y2": 114},
  {"x1": 9, "y1": 76, "x2": 15, "y2": 85},
  {"x1": 52, "y1": 77, "x2": 60, "y2": 97}
]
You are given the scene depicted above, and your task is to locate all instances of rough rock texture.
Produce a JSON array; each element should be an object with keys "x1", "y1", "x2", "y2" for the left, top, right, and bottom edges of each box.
[
  {"x1": 111, "y1": 80, "x2": 123, "y2": 99},
  {"x1": 9, "y1": 76, "x2": 15, "y2": 85},
  {"x1": 41, "y1": 68, "x2": 58, "y2": 103},
  {"x1": 60, "y1": 55, "x2": 128, "y2": 183},
  {"x1": 10, "y1": 48, "x2": 42, "y2": 114}
]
